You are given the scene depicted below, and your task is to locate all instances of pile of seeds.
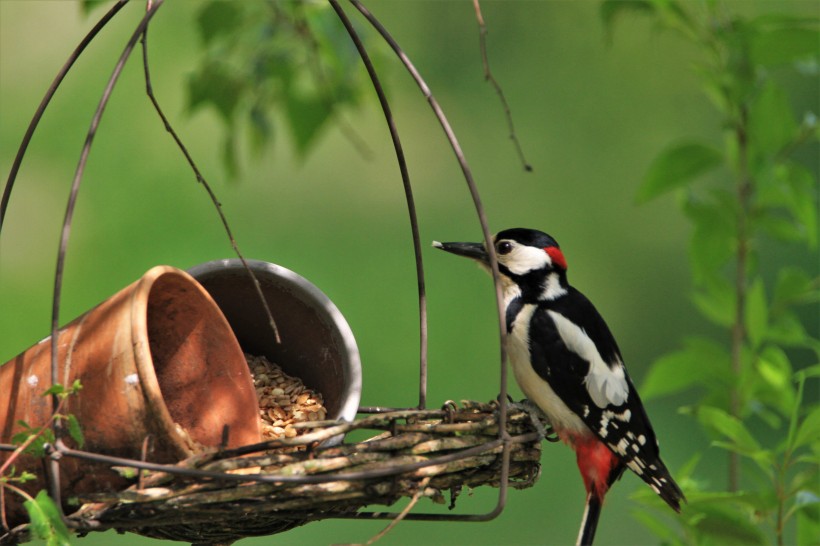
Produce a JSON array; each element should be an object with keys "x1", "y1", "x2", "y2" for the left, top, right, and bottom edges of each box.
[{"x1": 246, "y1": 353, "x2": 327, "y2": 441}]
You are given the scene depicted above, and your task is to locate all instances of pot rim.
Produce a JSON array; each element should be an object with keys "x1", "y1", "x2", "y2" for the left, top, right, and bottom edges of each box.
[{"x1": 187, "y1": 259, "x2": 362, "y2": 425}]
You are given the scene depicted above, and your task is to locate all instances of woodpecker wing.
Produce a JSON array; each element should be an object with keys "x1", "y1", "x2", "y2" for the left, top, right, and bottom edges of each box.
[{"x1": 526, "y1": 287, "x2": 684, "y2": 509}]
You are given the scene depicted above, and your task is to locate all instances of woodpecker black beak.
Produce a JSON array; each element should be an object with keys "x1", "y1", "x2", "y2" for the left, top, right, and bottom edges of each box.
[{"x1": 432, "y1": 241, "x2": 489, "y2": 265}]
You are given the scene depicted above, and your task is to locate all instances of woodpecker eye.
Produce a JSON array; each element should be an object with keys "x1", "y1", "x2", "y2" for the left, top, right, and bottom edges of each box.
[{"x1": 496, "y1": 241, "x2": 513, "y2": 255}]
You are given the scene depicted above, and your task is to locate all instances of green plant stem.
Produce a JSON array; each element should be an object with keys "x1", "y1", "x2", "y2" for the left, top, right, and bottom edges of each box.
[
  {"x1": 729, "y1": 105, "x2": 752, "y2": 493},
  {"x1": 775, "y1": 464, "x2": 785, "y2": 546},
  {"x1": 0, "y1": 480, "x2": 36, "y2": 532},
  {"x1": 0, "y1": 398, "x2": 68, "y2": 478}
]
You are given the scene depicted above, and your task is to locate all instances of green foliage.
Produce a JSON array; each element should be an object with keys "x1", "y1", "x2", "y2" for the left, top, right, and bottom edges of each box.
[
  {"x1": 635, "y1": 142, "x2": 723, "y2": 204},
  {"x1": 605, "y1": 1, "x2": 819, "y2": 544},
  {"x1": 24, "y1": 490, "x2": 72, "y2": 546},
  {"x1": 3, "y1": 381, "x2": 84, "y2": 542},
  {"x1": 186, "y1": 0, "x2": 378, "y2": 175}
]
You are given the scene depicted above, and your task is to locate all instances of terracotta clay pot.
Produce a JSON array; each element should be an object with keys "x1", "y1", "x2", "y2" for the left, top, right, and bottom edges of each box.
[
  {"x1": 0, "y1": 266, "x2": 261, "y2": 527},
  {"x1": 188, "y1": 260, "x2": 362, "y2": 430}
]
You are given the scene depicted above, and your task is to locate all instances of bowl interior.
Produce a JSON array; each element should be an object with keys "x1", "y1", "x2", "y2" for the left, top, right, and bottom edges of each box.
[{"x1": 188, "y1": 260, "x2": 361, "y2": 423}]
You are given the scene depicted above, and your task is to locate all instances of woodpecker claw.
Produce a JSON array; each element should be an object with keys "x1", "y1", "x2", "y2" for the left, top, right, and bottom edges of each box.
[
  {"x1": 508, "y1": 399, "x2": 559, "y2": 442},
  {"x1": 495, "y1": 392, "x2": 515, "y2": 405}
]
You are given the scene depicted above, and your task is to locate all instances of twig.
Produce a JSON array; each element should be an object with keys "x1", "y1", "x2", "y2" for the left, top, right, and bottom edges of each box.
[
  {"x1": 472, "y1": 0, "x2": 532, "y2": 172},
  {"x1": 328, "y1": 0, "x2": 429, "y2": 410},
  {"x1": 139, "y1": 21, "x2": 281, "y2": 344},
  {"x1": 359, "y1": 476, "x2": 432, "y2": 546},
  {"x1": 64, "y1": 401, "x2": 542, "y2": 540},
  {"x1": 0, "y1": 0, "x2": 129, "y2": 234}
]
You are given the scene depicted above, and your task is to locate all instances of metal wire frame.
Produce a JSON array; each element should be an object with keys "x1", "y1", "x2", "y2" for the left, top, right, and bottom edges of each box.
[{"x1": 0, "y1": 0, "x2": 525, "y2": 535}]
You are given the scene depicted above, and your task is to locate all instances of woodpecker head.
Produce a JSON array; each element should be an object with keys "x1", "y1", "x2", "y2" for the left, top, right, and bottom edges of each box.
[{"x1": 434, "y1": 228, "x2": 569, "y2": 302}]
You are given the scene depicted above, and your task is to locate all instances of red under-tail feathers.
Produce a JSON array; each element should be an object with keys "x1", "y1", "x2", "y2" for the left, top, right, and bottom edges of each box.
[{"x1": 563, "y1": 432, "x2": 625, "y2": 546}]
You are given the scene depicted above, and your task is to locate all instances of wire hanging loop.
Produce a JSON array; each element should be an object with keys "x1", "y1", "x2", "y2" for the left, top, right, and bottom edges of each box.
[
  {"x1": 44, "y1": 0, "x2": 165, "y2": 521},
  {"x1": 337, "y1": 0, "x2": 515, "y2": 521}
]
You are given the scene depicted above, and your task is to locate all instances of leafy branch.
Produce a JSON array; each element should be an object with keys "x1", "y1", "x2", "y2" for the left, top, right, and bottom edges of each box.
[
  {"x1": 185, "y1": 0, "x2": 379, "y2": 175},
  {"x1": 605, "y1": 1, "x2": 819, "y2": 544},
  {"x1": 0, "y1": 381, "x2": 83, "y2": 544}
]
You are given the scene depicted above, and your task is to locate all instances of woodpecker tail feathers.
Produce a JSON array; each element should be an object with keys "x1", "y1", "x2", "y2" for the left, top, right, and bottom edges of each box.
[
  {"x1": 641, "y1": 457, "x2": 686, "y2": 513},
  {"x1": 576, "y1": 492, "x2": 602, "y2": 546}
]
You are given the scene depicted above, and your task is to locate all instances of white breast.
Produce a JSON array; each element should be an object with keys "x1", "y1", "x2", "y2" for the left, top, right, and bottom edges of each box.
[{"x1": 507, "y1": 304, "x2": 587, "y2": 434}]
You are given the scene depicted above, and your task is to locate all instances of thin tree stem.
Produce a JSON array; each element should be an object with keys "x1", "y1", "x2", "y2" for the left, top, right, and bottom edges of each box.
[{"x1": 729, "y1": 105, "x2": 751, "y2": 493}]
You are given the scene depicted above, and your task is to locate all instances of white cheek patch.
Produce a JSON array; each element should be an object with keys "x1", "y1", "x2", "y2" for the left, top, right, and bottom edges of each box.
[
  {"x1": 503, "y1": 245, "x2": 551, "y2": 275},
  {"x1": 547, "y1": 310, "x2": 629, "y2": 408}
]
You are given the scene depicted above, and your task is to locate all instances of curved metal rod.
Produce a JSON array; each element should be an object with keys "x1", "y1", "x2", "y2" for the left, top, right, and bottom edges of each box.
[
  {"x1": 139, "y1": 23, "x2": 280, "y2": 344},
  {"x1": 328, "y1": 0, "x2": 429, "y2": 410},
  {"x1": 343, "y1": 0, "x2": 513, "y2": 521},
  {"x1": 0, "y1": 0, "x2": 130, "y2": 233},
  {"x1": 46, "y1": 0, "x2": 165, "y2": 511}
]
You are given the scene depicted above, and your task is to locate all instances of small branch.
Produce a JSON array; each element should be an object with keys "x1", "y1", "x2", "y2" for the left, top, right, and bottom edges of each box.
[
  {"x1": 729, "y1": 104, "x2": 751, "y2": 493},
  {"x1": 61, "y1": 401, "x2": 542, "y2": 541},
  {"x1": 139, "y1": 23, "x2": 280, "y2": 344},
  {"x1": 472, "y1": 0, "x2": 532, "y2": 172},
  {"x1": 360, "y1": 476, "x2": 432, "y2": 546}
]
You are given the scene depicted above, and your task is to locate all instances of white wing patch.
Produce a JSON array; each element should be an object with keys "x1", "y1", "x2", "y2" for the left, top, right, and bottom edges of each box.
[{"x1": 547, "y1": 310, "x2": 629, "y2": 408}]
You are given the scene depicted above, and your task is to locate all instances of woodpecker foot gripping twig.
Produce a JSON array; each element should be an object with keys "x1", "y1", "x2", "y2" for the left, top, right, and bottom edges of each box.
[{"x1": 508, "y1": 399, "x2": 559, "y2": 443}]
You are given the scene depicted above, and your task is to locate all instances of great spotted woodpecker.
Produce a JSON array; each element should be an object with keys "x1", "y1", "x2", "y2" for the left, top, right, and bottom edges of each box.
[{"x1": 434, "y1": 228, "x2": 684, "y2": 545}]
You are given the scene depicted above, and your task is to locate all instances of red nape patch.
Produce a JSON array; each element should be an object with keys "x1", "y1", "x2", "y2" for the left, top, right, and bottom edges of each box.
[
  {"x1": 573, "y1": 436, "x2": 620, "y2": 501},
  {"x1": 544, "y1": 246, "x2": 568, "y2": 270}
]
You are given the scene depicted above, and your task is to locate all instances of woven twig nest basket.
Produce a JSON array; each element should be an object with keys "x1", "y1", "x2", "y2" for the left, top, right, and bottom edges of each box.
[{"x1": 69, "y1": 401, "x2": 543, "y2": 544}]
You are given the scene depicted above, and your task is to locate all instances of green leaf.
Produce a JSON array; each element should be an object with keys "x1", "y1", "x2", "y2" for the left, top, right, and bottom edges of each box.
[
  {"x1": 774, "y1": 267, "x2": 817, "y2": 308},
  {"x1": 66, "y1": 414, "x2": 84, "y2": 449},
  {"x1": 750, "y1": 27, "x2": 820, "y2": 67},
  {"x1": 798, "y1": 505, "x2": 820, "y2": 546},
  {"x1": 69, "y1": 379, "x2": 82, "y2": 395},
  {"x1": 196, "y1": 1, "x2": 244, "y2": 46},
  {"x1": 111, "y1": 466, "x2": 139, "y2": 480},
  {"x1": 79, "y1": 0, "x2": 106, "y2": 15},
  {"x1": 767, "y1": 311, "x2": 812, "y2": 347},
  {"x1": 187, "y1": 62, "x2": 245, "y2": 124},
  {"x1": 637, "y1": 142, "x2": 723, "y2": 203},
  {"x1": 745, "y1": 277, "x2": 768, "y2": 349},
  {"x1": 757, "y1": 213, "x2": 806, "y2": 243},
  {"x1": 698, "y1": 406, "x2": 762, "y2": 454},
  {"x1": 41, "y1": 383, "x2": 67, "y2": 397},
  {"x1": 686, "y1": 500, "x2": 767, "y2": 545},
  {"x1": 600, "y1": 0, "x2": 654, "y2": 36},
  {"x1": 748, "y1": 80, "x2": 798, "y2": 157},
  {"x1": 691, "y1": 279, "x2": 736, "y2": 327},
  {"x1": 23, "y1": 491, "x2": 71, "y2": 546},
  {"x1": 630, "y1": 509, "x2": 681, "y2": 544},
  {"x1": 796, "y1": 365, "x2": 820, "y2": 381},
  {"x1": 642, "y1": 337, "x2": 731, "y2": 399},
  {"x1": 284, "y1": 93, "x2": 332, "y2": 157},
  {"x1": 794, "y1": 407, "x2": 820, "y2": 450},
  {"x1": 757, "y1": 346, "x2": 792, "y2": 390},
  {"x1": 754, "y1": 345, "x2": 795, "y2": 415},
  {"x1": 781, "y1": 163, "x2": 819, "y2": 249}
]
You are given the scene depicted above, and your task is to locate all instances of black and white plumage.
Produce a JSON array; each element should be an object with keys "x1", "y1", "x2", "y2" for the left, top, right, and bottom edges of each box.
[{"x1": 434, "y1": 228, "x2": 684, "y2": 546}]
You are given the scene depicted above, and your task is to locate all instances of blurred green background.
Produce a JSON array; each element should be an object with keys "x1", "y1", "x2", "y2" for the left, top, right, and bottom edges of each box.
[{"x1": 1, "y1": 1, "x2": 816, "y2": 545}]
